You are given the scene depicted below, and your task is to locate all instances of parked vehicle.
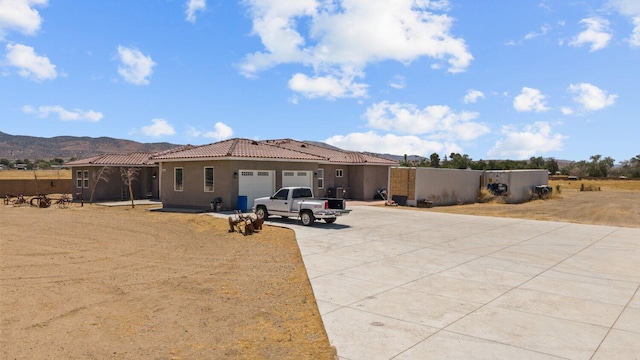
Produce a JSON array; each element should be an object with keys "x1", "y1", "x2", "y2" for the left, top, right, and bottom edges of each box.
[{"x1": 253, "y1": 187, "x2": 351, "y2": 226}]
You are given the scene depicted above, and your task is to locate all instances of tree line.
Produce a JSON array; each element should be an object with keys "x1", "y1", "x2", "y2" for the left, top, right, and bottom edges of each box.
[
  {"x1": 399, "y1": 153, "x2": 640, "y2": 178},
  {"x1": 0, "y1": 158, "x2": 76, "y2": 170}
]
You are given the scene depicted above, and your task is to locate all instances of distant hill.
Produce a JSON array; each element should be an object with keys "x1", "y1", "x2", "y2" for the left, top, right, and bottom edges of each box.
[
  {"x1": 0, "y1": 132, "x2": 181, "y2": 161},
  {"x1": 0, "y1": 131, "x2": 576, "y2": 166}
]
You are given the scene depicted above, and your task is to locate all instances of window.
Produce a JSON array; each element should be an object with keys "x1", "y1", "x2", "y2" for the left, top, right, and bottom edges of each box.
[
  {"x1": 273, "y1": 188, "x2": 289, "y2": 200},
  {"x1": 76, "y1": 170, "x2": 82, "y2": 188},
  {"x1": 204, "y1": 167, "x2": 214, "y2": 192},
  {"x1": 336, "y1": 169, "x2": 343, "y2": 178},
  {"x1": 292, "y1": 188, "x2": 313, "y2": 198},
  {"x1": 174, "y1": 167, "x2": 183, "y2": 191},
  {"x1": 317, "y1": 168, "x2": 324, "y2": 189},
  {"x1": 83, "y1": 170, "x2": 89, "y2": 188}
]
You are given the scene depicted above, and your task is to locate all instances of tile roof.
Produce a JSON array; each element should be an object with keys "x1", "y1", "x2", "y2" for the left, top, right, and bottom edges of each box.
[
  {"x1": 151, "y1": 138, "x2": 326, "y2": 161},
  {"x1": 263, "y1": 139, "x2": 398, "y2": 165},
  {"x1": 66, "y1": 138, "x2": 399, "y2": 166},
  {"x1": 66, "y1": 152, "x2": 157, "y2": 166}
]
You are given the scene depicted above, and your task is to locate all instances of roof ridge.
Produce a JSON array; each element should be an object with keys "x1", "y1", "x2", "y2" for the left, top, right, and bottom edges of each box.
[{"x1": 226, "y1": 138, "x2": 239, "y2": 156}]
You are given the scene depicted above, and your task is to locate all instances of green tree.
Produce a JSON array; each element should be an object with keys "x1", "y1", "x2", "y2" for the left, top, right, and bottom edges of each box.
[
  {"x1": 600, "y1": 156, "x2": 615, "y2": 177},
  {"x1": 546, "y1": 158, "x2": 559, "y2": 175},
  {"x1": 631, "y1": 155, "x2": 640, "y2": 178},
  {"x1": 587, "y1": 155, "x2": 615, "y2": 177},
  {"x1": 400, "y1": 154, "x2": 411, "y2": 167},
  {"x1": 429, "y1": 153, "x2": 440, "y2": 168},
  {"x1": 446, "y1": 153, "x2": 472, "y2": 169},
  {"x1": 528, "y1": 156, "x2": 545, "y2": 169}
]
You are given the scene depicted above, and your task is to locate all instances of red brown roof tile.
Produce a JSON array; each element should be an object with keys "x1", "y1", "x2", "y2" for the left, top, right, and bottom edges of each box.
[
  {"x1": 263, "y1": 139, "x2": 398, "y2": 165},
  {"x1": 151, "y1": 138, "x2": 326, "y2": 161},
  {"x1": 66, "y1": 152, "x2": 157, "y2": 166}
]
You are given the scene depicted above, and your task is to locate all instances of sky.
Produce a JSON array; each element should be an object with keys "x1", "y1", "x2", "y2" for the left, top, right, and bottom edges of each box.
[{"x1": 0, "y1": 0, "x2": 638, "y2": 162}]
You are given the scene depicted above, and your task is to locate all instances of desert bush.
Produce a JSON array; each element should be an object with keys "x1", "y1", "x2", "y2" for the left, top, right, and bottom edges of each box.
[
  {"x1": 580, "y1": 183, "x2": 601, "y2": 192},
  {"x1": 478, "y1": 188, "x2": 506, "y2": 204}
]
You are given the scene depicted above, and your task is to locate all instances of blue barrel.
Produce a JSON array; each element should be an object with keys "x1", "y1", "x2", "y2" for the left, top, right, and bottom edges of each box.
[{"x1": 237, "y1": 195, "x2": 248, "y2": 213}]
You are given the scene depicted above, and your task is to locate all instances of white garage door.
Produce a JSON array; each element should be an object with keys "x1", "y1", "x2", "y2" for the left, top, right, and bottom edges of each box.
[
  {"x1": 238, "y1": 170, "x2": 275, "y2": 209},
  {"x1": 282, "y1": 170, "x2": 313, "y2": 189}
]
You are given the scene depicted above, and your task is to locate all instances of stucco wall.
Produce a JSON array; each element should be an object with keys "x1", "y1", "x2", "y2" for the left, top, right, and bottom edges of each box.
[
  {"x1": 413, "y1": 168, "x2": 483, "y2": 206},
  {"x1": 484, "y1": 169, "x2": 549, "y2": 203},
  {"x1": 159, "y1": 160, "x2": 318, "y2": 210},
  {"x1": 71, "y1": 166, "x2": 158, "y2": 202}
]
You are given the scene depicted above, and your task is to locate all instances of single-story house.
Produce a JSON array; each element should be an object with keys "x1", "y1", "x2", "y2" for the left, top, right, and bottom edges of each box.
[
  {"x1": 65, "y1": 152, "x2": 161, "y2": 202},
  {"x1": 152, "y1": 138, "x2": 398, "y2": 211}
]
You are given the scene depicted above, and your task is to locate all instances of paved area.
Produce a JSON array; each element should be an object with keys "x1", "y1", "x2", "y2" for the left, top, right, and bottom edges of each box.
[{"x1": 271, "y1": 205, "x2": 640, "y2": 360}]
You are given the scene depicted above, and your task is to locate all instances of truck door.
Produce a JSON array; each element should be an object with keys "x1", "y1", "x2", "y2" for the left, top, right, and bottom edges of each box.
[{"x1": 269, "y1": 188, "x2": 291, "y2": 215}]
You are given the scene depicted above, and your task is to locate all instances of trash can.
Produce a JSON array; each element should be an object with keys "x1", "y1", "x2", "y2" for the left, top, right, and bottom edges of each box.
[{"x1": 236, "y1": 195, "x2": 248, "y2": 213}]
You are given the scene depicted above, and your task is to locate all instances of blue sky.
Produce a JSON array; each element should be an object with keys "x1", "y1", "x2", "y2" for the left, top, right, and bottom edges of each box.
[{"x1": 1, "y1": 0, "x2": 638, "y2": 162}]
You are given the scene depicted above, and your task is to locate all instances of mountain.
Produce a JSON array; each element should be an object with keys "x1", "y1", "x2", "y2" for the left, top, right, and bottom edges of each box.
[{"x1": 0, "y1": 132, "x2": 182, "y2": 161}]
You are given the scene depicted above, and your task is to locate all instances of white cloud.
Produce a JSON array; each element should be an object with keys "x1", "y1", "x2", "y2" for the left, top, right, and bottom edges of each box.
[
  {"x1": 560, "y1": 106, "x2": 574, "y2": 115},
  {"x1": 568, "y1": 83, "x2": 617, "y2": 111},
  {"x1": 240, "y1": 0, "x2": 472, "y2": 99},
  {"x1": 513, "y1": 87, "x2": 549, "y2": 112},
  {"x1": 324, "y1": 131, "x2": 461, "y2": 157},
  {"x1": 569, "y1": 17, "x2": 612, "y2": 52},
  {"x1": 23, "y1": 105, "x2": 103, "y2": 122},
  {"x1": 203, "y1": 122, "x2": 233, "y2": 141},
  {"x1": 488, "y1": 122, "x2": 566, "y2": 160},
  {"x1": 524, "y1": 24, "x2": 551, "y2": 40},
  {"x1": 185, "y1": 0, "x2": 206, "y2": 23},
  {"x1": 631, "y1": 17, "x2": 640, "y2": 47},
  {"x1": 463, "y1": 89, "x2": 485, "y2": 104},
  {"x1": 141, "y1": 118, "x2": 175, "y2": 137},
  {"x1": 607, "y1": 1, "x2": 640, "y2": 46},
  {"x1": 363, "y1": 101, "x2": 489, "y2": 141},
  {"x1": 389, "y1": 75, "x2": 405, "y2": 90},
  {"x1": 186, "y1": 122, "x2": 233, "y2": 141},
  {"x1": 0, "y1": 0, "x2": 47, "y2": 39},
  {"x1": 116, "y1": 45, "x2": 156, "y2": 85},
  {"x1": 288, "y1": 72, "x2": 368, "y2": 99},
  {"x1": 5, "y1": 43, "x2": 56, "y2": 81}
]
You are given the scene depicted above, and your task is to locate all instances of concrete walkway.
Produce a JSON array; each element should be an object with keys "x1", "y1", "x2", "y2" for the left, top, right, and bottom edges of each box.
[{"x1": 274, "y1": 205, "x2": 640, "y2": 360}]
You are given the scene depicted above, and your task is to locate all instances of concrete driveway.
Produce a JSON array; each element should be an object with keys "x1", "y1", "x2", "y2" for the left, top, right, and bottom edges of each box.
[{"x1": 275, "y1": 205, "x2": 640, "y2": 360}]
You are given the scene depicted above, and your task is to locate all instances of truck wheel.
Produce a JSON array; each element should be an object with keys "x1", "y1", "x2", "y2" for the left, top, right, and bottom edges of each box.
[
  {"x1": 255, "y1": 206, "x2": 268, "y2": 219},
  {"x1": 300, "y1": 211, "x2": 315, "y2": 226},
  {"x1": 324, "y1": 218, "x2": 336, "y2": 224}
]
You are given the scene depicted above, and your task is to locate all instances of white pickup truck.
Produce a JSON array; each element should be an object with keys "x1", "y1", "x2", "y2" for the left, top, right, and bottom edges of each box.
[{"x1": 252, "y1": 187, "x2": 351, "y2": 226}]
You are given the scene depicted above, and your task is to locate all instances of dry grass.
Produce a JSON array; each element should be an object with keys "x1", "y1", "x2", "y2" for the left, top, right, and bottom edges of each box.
[
  {"x1": 0, "y1": 169, "x2": 72, "y2": 180},
  {"x1": 549, "y1": 178, "x2": 640, "y2": 191}
]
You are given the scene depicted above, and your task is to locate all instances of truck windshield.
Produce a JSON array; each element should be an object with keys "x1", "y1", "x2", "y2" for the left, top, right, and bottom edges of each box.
[{"x1": 292, "y1": 188, "x2": 313, "y2": 198}]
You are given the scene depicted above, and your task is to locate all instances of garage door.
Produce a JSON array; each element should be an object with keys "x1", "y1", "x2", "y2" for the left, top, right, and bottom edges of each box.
[
  {"x1": 238, "y1": 170, "x2": 275, "y2": 209},
  {"x1": 282, "y1": 170, "x2": 313, "y2": 189}
]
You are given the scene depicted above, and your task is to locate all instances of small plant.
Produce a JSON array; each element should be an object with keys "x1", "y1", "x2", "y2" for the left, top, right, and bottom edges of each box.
[{"x1": 555, "y1": 184, "x2": 561, "y2": 194}]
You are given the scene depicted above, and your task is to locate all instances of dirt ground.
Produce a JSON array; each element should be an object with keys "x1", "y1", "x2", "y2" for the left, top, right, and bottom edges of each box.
[
  {"x1": 0, "y1": 205, "x2": 336, "y2": 359},
  {"x1": 1, "y1": 178, "x2": 638, "y2": 360}
]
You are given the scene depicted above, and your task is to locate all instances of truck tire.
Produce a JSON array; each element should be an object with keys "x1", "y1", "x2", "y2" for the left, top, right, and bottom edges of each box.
[
  {"x1": 324, "y1": 218, "x2": 336, "y2": 224},
  {"x1": 255, "y1": 206, "x2": 269, "y2": 219},
  {"x1": 300, "y1": 210, "x2": 315, "y2": 226}
]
